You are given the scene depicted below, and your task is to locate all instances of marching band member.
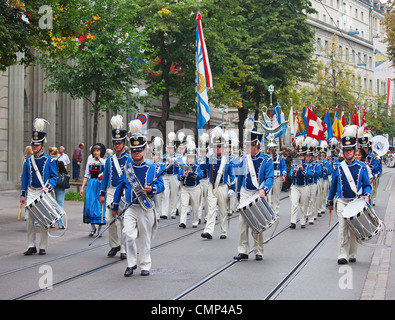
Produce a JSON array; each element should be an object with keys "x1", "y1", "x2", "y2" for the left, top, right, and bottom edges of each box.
[
  {"x1": 319, "y1": 141, "x2": 332, "y2": 215},
  {"x1": 197, "y1": 133, "x2": 210, "y2": 223},
  {"x1": 178, "y1": 140, "x2": 204, "y2": 228},
  {"x1": 327, "y1": 126, "x2": 371, "y2": 264},
  {"x1": 112, "y1": 120, "x2": 164, "y2": 277},
  {"x1": 99, "y1": 115, "x2": 130, "y2": 259},
  {"x1": 151, "y1": 137, "x2": 166, "y2": 219},
  {"x1": 358, "y1": 128, "x2": 382, "y2": 206},
  {"x1": 224, "y1": 130, "x2": 240, "y2": 216},
  {"x1": 20, "y1": 118, "x2": 58, "y2": 256},
  {"x1": 161, "y1": 132, "x2": 182, "y2": 219},
  {"x1": 305, "y1": 137, "x2": 319, "y2": 224},
  {"x1": 81, "y1": 143, "x2": 106, "y2": 237},
  {"x1": 267, "y1": 135, "x2": 287, "y2": 216},
  {"x1": 200, "y1": 126, "x2": 235, "y2": 240},
  {"x1": 289, "y1": 137, "x2": 312, "y2": 229},
  {"x1": 234, "y1": 119, "x2": 274, "y2": 261}
]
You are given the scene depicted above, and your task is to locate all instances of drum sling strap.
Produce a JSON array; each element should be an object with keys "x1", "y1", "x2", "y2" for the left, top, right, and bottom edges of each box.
[
  {"x1": 246, "y1": 155, "x2": 261, "y2": 190},
  {"x1": 214, "y1": 156, "x2": 227, "y2": 190},
  {"x1": 340, "y1": 161, "x2": 361, "y2": 196}
]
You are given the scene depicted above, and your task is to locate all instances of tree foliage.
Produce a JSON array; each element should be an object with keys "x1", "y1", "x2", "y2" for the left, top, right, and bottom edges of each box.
[{"x1": 36, "y1": 0, "x2": 152, "y2": 143}]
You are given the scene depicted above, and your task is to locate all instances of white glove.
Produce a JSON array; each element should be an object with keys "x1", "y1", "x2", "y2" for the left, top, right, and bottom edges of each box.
[{"x1": 228, "y1": 189, "x2": 235, "y2": 198}]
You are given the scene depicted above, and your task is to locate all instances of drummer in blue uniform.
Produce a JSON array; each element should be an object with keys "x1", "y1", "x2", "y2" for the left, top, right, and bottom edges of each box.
[
  {"x1": 112, "y1": 120, "x2": 164, "y2": 277},
  {"x1": 327, "y1": 125, "x2": 371, "y2": 265},
  {"x1": 178, "y1": 140, "x2": 204, "y2": 228},
  {"x1": 233, "y1": 118, "x2": 274, "y2": 261},
  {"x1": 151, "y1": 137, "x2": 166, "y2": 220},
  {"x1": 20, "y1": 118, "x2": 58, "y2": 256},
  {"x1": 358, "y1": 128, "x2": 382, "y2": 206},
  {"x1": 99, "y1": 115, "x2": 130, "y2": 260}
]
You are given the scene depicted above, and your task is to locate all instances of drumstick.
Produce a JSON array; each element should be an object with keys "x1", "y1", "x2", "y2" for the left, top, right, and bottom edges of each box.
[
  {"x1": 17, "y1": 203, "x2": 23, "y2": 221},
  {"x1": 329, "y1": 209, "x2": 332, "y2": 227},
  {"x1": 101, "y1": 203, "x2": 104, "y2": 224}
]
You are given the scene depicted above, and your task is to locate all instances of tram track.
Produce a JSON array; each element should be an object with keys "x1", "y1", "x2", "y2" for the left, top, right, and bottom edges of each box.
[{"x1": 10, "y1": 194, "x2": 333, "y2": 300}]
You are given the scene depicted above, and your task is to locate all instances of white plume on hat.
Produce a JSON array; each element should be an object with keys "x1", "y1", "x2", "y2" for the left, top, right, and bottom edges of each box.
[
  {"x1": 33, "y1": 118, "x2": 49, "y2": 131},
  {"x1": 320, "y1": 140, "x2": 328, "y2": 149},
  {"x1": 186, "y1": 135, "x2": 194, "y2": 143},
  {"x1": 153, "y1": 137, "x2": 163, "y2": 147},
  {"x1": 311, "y1": 138, "x2": 319, "y2": 148},
  {"x1": 110, "y1": 115, "x2": 123, "y2": 129},
  {"x1": 305, "y1": 136, "x2": 313, "y2": 147},
  {"x1": 357, "y1": 126, "x2": 365, "y2": 139},
  {"x1": 178, "y1": 132, "x2": 186, "y2": 142},
  {"x1": 244, "y1": 117, "x2": 254, "y2": 130},
  {"x1": 200, "y1": 132, "x2": 209, "y2": 144},
  {"x1": 222, "y1": 131, "x2": 230, "y2": 143},
  {"x1": 342, "y1": 125, "x2": 357, "y2": 139},
  {"x1": 211, "y1": 126, "x2": 223, "y2": 141},
  {"x1": 129, "y1": 119, "x2": 142, "y2": 136},
  {"x1": 295, "y1": 136, "x2": 304, "y2": 147},
  {"x1": 168, "y1": 132, "x2": 176, "y2": 141},
  {"x1": 187, "y1": 140, "x2": 196, "y2": 150},
  {"x1": 329, "y1": 137, "x2": 338, "y2": 145}
]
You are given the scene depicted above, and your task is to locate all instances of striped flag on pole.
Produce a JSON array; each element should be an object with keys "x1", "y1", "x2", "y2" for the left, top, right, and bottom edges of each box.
[{"x1": 196, "y1": 9, "x2": 212, "y2": 133}]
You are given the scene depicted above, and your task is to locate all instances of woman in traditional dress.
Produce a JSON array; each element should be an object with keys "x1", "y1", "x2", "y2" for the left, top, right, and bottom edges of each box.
[{"x1": 80, "y1": 143, "x2": 106, "y2": 237}]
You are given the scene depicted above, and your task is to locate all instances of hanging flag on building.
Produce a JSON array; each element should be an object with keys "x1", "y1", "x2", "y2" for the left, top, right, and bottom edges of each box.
[
  {"x1": 306, "y1": 108, "x2": 327, "y2": 140},
  {"x1": 195, "y1": 8, "x2": 212, "y2": 134}
]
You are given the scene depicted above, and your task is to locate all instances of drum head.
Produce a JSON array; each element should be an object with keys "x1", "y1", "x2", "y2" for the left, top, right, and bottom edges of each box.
[
  {"x1": 342, "y1": 198, "x2": 366, "y2": 219},
  {"x1": 238, "y1": 194, "x2": 259, "y2": 210}
]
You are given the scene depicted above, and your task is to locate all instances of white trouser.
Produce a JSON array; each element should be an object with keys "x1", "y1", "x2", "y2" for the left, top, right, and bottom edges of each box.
[
  {"x1": 26, "y1": 188, "x2": 49, "y2": 250},
  {"x1": 336, "y1": 198, "x2": 358, "y2": 260},
  {"x1": 203, "y1": 183, "x2": 229, "y2": 236},
  {"x1": 316, "y1": 179, "x2": 323, "y2": 213},
  {"x1": 180, "y1": 184, "x2": 201, "y2": 226},
  {"x1": 307, "y1": 183, "x2": 318, "y2": 222},
  {"x1": 321, "y1": 179, "x2": 329, "y2": 212},
  {"x1": 123, "y1": 205, "x2": 155, "y2": 270},
  {"x1": 268, "y1": 177, "x2": 283, "y2": 216},
  {"x1": 198, "y1": 178, "x2": 209, "y2": 220},
  {"x1": 105, "y1": 187, "x2": 125, "y2": 253},
  {"x1": 290, "y1": 184, "x2": 309, "y2": 225},
  {"x1": 237, "y1": 187, "x2": 264, "y2": 256},
  {"x1": 162, "y1": 175, "x2": 180, "y2": 217}
]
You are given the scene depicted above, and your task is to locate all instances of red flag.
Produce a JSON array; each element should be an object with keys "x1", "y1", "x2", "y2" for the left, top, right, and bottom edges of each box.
[
  {"x1": 307, "y1": 108, "x2": 327, "y2": 140},
  {"x1": 341, "y1": 107, "x2": 345, "y2": 127},
  {"x1": 352, "y1": 105, "x2": 360, "y2": 126}
]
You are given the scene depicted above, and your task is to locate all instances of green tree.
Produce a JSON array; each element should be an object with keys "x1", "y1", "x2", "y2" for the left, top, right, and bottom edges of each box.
[
  {"x1": 0, "y1": 0, "x2": 53, "y2": 71},
  {"x1": 132, "y1": 0, "x2": 248, "y2": 134},
  {"x1": 233, "y1": 0, "x2": 317, "y2": 139},
  {"x1": 36, "y1": 0, "x2": 152, "y2": 143}
]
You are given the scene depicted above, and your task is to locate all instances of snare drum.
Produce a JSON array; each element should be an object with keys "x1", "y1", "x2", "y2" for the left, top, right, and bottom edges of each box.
[
  {"x1": 25, "y1": 191, "x2": 65, "y2": 230},
  {"x1": 238, "y1": 195, "x2": 279, "y2": 233},
  {"x1": 342, "y1": 198, "x2": 383, "y2": 241}
]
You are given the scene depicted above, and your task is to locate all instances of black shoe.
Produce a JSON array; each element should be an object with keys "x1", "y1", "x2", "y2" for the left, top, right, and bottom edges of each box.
[
  {"x1": 120, "y1": 253, "x2": 126, "y2": 260},
  {"x1": 107, "y1": 246, "x2": 120, "y2": 257},
  {"x1": 233, "y1": 253, "x2": 249, "y2": 260},
  {"x1": 38, "y1": 249, "x2": 46, "y2": 255},
  {"x1": 349, "y1": 258, "x2": 356, "y2": 263},
  {"x1": 179, "y1": 223, "x2": 186, "y2": 229},
  {"x1": 220, "y1": 235, "x2": 227, "y2": 239},
  {"x1": 301, "y1": 225, "x2": 306, "y2": 229},
  {"x1": 24, "y1": 247, "x2": 37, "y2": 256},
  {"x1": 124, "y1": 265, "x2": 137, "y2": 277},
  {"x1": 89, "y1": 228, "x2": 96, "y2": 237},
  {"x1": 201, "y1": 232, "x2": 212, "y2": 239},
  {"x1": 255, "y1": 255, "x2": 263, "y2": 261},
  {"x1": 160, "y1": 215, "x2": 167, "y2": 219},
  {"x1": 141, "y1": 270, "x2": 150, "y2": 276},
  {"x1": 290, "y1": 223, "x2": 296, "y2": 229},
  {"x1": 337, "y1": 258, "x2": 348, "y2": 265}
]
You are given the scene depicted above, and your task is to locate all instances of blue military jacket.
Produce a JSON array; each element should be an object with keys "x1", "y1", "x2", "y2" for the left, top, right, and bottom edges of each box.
[
  {"x1": 162, "y1": 153, "x2": 182, "y2": 175},
  {"x1": 327, "y1": 159, "x2": 371, "y2": 206},
  {"x1": 21, "y1": 153, "x2": 58, "y2": 197},
  {"x1": 99, "y1": 150, "x2": 131, "y2": 197},
  {"x1": 112, "y1": 159, "x2": 164, "y2": 210},
  {"x1": 237, "y1": 152, "x2": 274, "y2": 197},
  {"x1": 367, "y1": 152, "x2": 382, "y2": 176},
  {"x1": 178, "y1": 164, "x2": 204, "y2": 187},
  {"x1": 289, "y1": 162, "x2": 313, "y2": 186},
  {"x1": 272, "y1": 154, "x2": 287, "y2": 178},
  {"x1": 200, "y1": 155, "x2": 236, "y2": 191}
]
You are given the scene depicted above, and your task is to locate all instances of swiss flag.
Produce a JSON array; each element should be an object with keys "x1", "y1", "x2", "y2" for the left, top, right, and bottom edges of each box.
[{"x1": 307, "y1": 108, "x2": 327, "y2": 140}]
